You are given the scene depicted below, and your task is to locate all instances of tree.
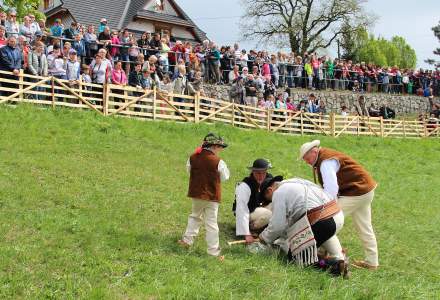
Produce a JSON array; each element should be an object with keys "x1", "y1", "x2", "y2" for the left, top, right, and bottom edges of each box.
[
  {"x1": 376, "y1": 37, "x2": 400, "y2": 67},
  {"x1": 345, "y1": 33, "x2": 416, "y2": 69},
  {"x1": 1, "y1": 0, "x2": 41, "y2": 19},
  {"x1": 240, "y1": 0, "x2": 375, "y2": 54},
  {"x1": 340, "y1": 23, "x2": 369, "y2": 61},
  {"x1": 357, "y1": 38, "x2": 387, "y2": 66},
  {"x1": 426, "y1": 21, "x2": 440, "y2": 68},
  {"x1": 390, "y1": 36, "x2": 417, "y2": 69}
]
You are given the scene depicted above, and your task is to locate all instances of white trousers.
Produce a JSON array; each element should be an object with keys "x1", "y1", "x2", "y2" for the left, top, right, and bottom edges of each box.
[
  {"x1": 182, "y1": 199, "x2": 221, "y2": 256},
  {"x1": 338, "y1": 189, "x2": 378, "y2": 266},
  {"x1": 320, "y1": 210, "x2": 345, "y2": 260},
  {"x1": 250, "y1": 203, "x2": 272, "y2": 231}
]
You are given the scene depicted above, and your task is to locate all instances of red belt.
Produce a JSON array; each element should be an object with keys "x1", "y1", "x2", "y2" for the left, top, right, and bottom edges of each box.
[{"x1": 307, "y1": 200, "x2": 340, "y2": 225}]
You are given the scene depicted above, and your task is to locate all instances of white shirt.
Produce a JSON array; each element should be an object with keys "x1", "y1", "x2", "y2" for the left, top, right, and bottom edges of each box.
[
  {"x1": 260, "y1": 179, "x2": 332, "y2": 244},
  {"x1": 186, "y1": 158, "x2": 230, "y2": 182},
  {"x1": 319, "y1": 159, "x2": 340, "y2": 199},
  {"x1": 234, "y1": 182, "x2": 252, "y2": 236},
  {"x1": 30, "y1": 22, "x2": 41, "y2": 34}
]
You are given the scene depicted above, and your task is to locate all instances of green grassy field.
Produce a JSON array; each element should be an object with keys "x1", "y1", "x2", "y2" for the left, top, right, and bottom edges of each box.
[{"x1": 0, "y1": 105, "x2": 439, "y2": 299}]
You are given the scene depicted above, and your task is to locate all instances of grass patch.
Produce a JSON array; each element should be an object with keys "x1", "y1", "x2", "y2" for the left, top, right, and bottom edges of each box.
[{"x1": 0, "y1": 104, "x2": 439, "y2": 299}]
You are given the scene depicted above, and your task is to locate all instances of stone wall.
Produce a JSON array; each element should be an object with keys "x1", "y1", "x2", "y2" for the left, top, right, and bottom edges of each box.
[{"x1": 202, "y1": 84, "x2": 432, "y2": 115}]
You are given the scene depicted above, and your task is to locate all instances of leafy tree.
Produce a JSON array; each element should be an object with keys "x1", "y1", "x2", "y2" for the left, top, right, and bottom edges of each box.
[
  {"x1": 340, "y1": 24, "x2": 369, "y2": 61},
  {"x1": 390, "y1": 36, "x2": 417, "y2": 69},
  {"x1": 353, "y1": 34, "x2": 416, "y2": 68},
  {"x1": 376, "y1": 37, "x2": 400, "y2": 67},
  {"x1": 240, "y1": 0, "x2": 375, "y2": 54},
  {"x1": 357, "y1": 38, "x2": 387, "y2": 66},
  {"x1": 1, "y1": 0, "x2": 42, "y2": 19},
  {"x1": 426, "y1": 21, "x2": 440, "y2": 68}
]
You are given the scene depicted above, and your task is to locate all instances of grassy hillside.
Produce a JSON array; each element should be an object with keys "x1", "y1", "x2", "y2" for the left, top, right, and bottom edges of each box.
[{"x1": 0, "y1": 105, "x2": 439, "y2": 299}]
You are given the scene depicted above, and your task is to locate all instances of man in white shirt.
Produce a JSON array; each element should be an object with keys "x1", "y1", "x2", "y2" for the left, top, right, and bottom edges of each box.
[
  {"x1": 258, "y1": 177, "x2": 348, "y2": 277},
  {"x1": 233, "y1": 159, "x2": 273, "y2": 244},
  {"x1": 299, "y1": 140, "x2": 379, "y2": 270}
]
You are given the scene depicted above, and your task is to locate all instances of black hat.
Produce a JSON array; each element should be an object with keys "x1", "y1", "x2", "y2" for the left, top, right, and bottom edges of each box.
[
  {"x1": 259, "y1": 175, "x2": 283, "y2": 202},
  {"x1": 202, "y1": 133, "x2": 228, "y2": 148},
  {"x1": 247, "y1": 158, "x2": 272, "y2": 171}
]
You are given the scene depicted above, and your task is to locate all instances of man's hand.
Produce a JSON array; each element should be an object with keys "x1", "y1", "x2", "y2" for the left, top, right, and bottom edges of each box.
[
  {"x1": 13, "y1": 69, "x2": 19, "y2": 76},
  {"x1": 245, "y1": 235, "x2": 255, "y2": 244}
]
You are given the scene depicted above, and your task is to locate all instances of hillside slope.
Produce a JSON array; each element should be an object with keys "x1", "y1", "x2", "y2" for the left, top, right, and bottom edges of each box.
[{"x1": 0, "y1": 105, "x2": 439, "y2": 299}]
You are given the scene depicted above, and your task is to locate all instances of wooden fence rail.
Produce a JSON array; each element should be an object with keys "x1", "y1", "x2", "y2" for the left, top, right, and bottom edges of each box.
[{"x1": 0, "y1": 70, "x2": 438, "y2": 138}]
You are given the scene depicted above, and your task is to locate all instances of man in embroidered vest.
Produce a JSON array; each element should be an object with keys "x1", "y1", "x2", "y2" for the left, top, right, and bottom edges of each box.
[
  {"x1": 178, "y1": 133, "x2": 230, "y2": 258},
  {"x1": 299, "y1": 140, "x2": 379, "y2": 270},
  {"x1": 233, "y1": 159, "x2": 273, "y2": 244},
  {"x1": 258, "y1": 176, "x2": 348, "y2": 277}
]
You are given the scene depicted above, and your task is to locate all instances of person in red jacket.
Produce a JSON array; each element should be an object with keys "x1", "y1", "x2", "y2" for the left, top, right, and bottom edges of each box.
[
  {"x1": 178, "y1": 133, "x2": 230, "y2": 258},
  {"x1": 168, "y1": 40, "x2": 186, "y2": 74}
]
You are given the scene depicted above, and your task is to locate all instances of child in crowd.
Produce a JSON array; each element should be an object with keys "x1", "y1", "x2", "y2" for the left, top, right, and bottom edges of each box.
[
  {"x1": 110, "y1": 31, "x2": 121, "y2": 60},
  {"x1": 81, "y1": 64, "x2": 91, "y2": 84},
  {"x1": 66, "y1": 49, "x2": 80, "y2": 85},
  {"x1": 72, "y1": 33, "x2": 86, "y2": 64},
  {"x1": 179, "y1": 133, "x2": 230, "y2": 260}
]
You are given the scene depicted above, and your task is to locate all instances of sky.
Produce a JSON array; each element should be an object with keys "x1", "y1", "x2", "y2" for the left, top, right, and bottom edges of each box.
[{"x1": 178, "y1": 0, "x2": 440, "y2": 69}]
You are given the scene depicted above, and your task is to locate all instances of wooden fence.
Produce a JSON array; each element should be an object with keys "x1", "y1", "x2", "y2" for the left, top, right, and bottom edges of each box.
[{"x1": 1, "y1": 70, "x2": 438, "y2": 138}]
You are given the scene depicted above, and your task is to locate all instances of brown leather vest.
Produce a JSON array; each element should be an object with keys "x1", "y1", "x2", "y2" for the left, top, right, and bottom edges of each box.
[
  {"x1": 315, "y1": 147, "x2": 376, "y2": 197},
  {"x1": 187, "y1": 149, "x2": 221, "y2": 202}
]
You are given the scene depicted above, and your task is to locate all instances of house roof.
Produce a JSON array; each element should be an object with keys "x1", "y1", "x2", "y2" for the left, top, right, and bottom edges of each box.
[
  {"x1": 44, "y1": 0, "x2": 208, "y2": 42},
  {"x1": 48, "y1": 0, "x2": 127, "y2": 29},
  {"x1": 135, "y1": 10, "x2": 194, "y2": 28},
  {"x1": 166, "y1": 1, "x2": 208, "y2": 42}
]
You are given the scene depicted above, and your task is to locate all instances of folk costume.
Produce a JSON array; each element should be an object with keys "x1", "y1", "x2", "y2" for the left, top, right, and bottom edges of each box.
[
  {"x1": 181, "y1": 134, "x2": 230, "y2": 257},
  {"x1": 259, "y1": 178, "x2": 346, "y2": 268},
  {"x1": 233, "y1": 159, "x2": 273, "y2": 236},
  {"x1": 299, "y1": 140, "x2": 379, "y2": 268}
]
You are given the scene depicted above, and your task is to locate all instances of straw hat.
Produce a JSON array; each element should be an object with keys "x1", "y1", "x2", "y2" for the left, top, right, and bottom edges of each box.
[{"x1": 298, "y1": 140, "x2": 320, "y2": 160}]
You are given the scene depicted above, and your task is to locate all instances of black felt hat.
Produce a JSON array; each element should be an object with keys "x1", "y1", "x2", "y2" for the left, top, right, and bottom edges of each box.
[{"x1": 247, "y1": 158, "x2": 272, "y2": 171}]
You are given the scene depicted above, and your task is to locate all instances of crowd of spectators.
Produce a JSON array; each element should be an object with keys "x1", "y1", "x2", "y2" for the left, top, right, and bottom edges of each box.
[{"x1": 0, "y1": 8, "x2": 439, "y2": 119}]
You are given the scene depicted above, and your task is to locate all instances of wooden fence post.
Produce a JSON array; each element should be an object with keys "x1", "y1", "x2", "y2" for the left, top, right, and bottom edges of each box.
[
  {"x1": 300, "y1": 112, "x2": 304, "y2": 136},
  {"x1": 380, "y1": 117, "x2": 384, "y2": 137},
  {"x1": 78, "y1": 76, "x2": 83, "y2": 98},
  {"x1": 51, "y1": 77, "x2": 55, "y2": 109},
  {"x1": 357, "y1": 117, "x2": 360, "y2": 136},
  {"x1": 330, "y1": 113, "x2": 336, "y2": 137},
  {"x1": 153, "y1": 86, "x2": 157, "y2": 121},
  {"x1": 403, "y1": 118, "x2": 406, "y2": 138},
  {"x1": 194, "y1": 92, "x2": 199, "y2": 123},
  {"x1": 266, "y1": 109, "x2": 271, "y2": 131},
  {"x1": 231, "y1": 104, "x2": 235, "y2": 127},
  {"x1": 18, "y1": 69, "x2": 24, "y2": 102},
  {"x1": 124, "y1": 89, "x2": 128, "y2": 112},
  {"x1": 423, "y1": 121, "x2": 428, "y2": 138},
  {"x1": 103, "y1": 83, "x2": 109, "y2": 116}
]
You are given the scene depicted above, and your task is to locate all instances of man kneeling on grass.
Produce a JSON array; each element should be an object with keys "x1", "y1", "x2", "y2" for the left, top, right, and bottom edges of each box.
[
  {"x1": 178, "y1": 133, "x2": 230, "y2": 259},
  {"x1": 233, "y1": 159, "x2": 273, "y2": 244},
  {"x1": 256, "y1": 176, "x2": 349, "y2": 278}
]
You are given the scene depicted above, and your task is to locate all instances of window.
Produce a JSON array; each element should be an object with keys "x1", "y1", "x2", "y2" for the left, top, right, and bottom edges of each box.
[
  {"x1": 155, "y1": 24, "x2": 171, "y2": 36},
  {"x1": 155, "y1": 0, "x2": 165, "y2": 11},
  {"x1": 44, "y1": 0, "x2": 55, "y2": 9}
]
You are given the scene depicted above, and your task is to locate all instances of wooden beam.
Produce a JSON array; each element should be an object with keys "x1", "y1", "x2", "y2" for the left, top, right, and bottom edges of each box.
[
  {"x1": 303, "y1": 113, "x2": 329, "y2": 136},
  {"x1": 156, "y1": 93, "x2": 191, "y2": 122},
  {"x1": 108, "y1": 91, "x2": 153, "y2": 116},
  {"x1": 383, "y1": 121, "x2": 403, "y2": 137},
  {"x1": 199, "y1": 103, "x2": 233, "y2": 123},
  {"x1": 0, "y1": 78, "x2": 50, "y2": 104},
  {"x1": 234, "y1": 106, "x2": 262, "y2": 129},
  {"x1": 52, "y1": 77, "x2": 104, "y2": 115},
  {"x1": 272, "y1": 111, "x2": 301, "y2": 133},
  {"x1": 336, "y1": 116, "x2": 359, "y2": 137}
]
